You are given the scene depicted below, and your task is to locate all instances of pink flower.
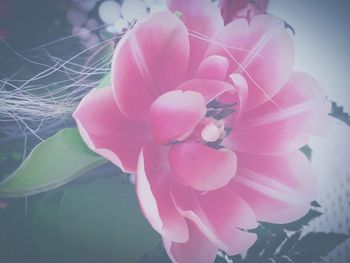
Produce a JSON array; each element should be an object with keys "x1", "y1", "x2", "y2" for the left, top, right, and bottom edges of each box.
[
  {"x1": 73, "y1": 0, "x2": 329, "y2": 262},
  {"x1": 219, "y1": 0, "x2": 269, "y2": 24}
]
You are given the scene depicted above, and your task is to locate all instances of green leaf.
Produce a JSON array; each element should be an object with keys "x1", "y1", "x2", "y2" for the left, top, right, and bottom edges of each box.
[
  {"x1": 58, "y1": 176, "x2": 160, "y2": 263},
  {"x1": 97, "y1": 71, "x2": 111, "y2": 89},
  {"x1": 138, "y1": 241, "x2": 171, "y2": 263},
  {"x1": 225, "y1": 206, "x2": 346, "y2": 263},
  {"x1": 330, "y1": 101, "x2": 350, "y2": 125},
  {"x1": 262, "y1": 231, "x2": 288, "y2": 258},
  {"x1": 282, "y1": 208, "x2": 323, "y2": 231},
  {"x1": 300, "y1": 145, "x2": 312, "y2": 160},
  {"x1": 0, "y1": 128, "x2": 106, "y2": 197},
  {"x1": 0, "y1": 198, "x2": 41, "y2": 262},
  {"x1": 31, "y1": 192, "x2": 70, "y2": 263},
  {"x1": 279, "y1": 231, "x2": 301, "y2": 254},
  {"x1": 290, "y1": 232, "x2": 349, "y2": 262},
  {"x1": 244, "y1": 222, "x2": 284, "y2": 263}
]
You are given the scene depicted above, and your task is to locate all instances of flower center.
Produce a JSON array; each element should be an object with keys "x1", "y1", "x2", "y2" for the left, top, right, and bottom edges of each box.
[
  {"x1": 197, "y1": 95, "x2": 237, "y2": 147},
  {"x1": 200, "y1": 118, "x2": 226, "y2": 143},
  {"x1": 201, "y1": 122, "x2": 221, "y2": 143}
]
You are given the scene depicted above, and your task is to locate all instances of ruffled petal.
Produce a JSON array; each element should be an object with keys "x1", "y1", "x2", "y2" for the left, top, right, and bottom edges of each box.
[
  {"x1": 230, "y1": 74, "x2": 248, "y2": 116},
  {"x1": 150, "y1": 90, "x2": 206, "y2": 144},
  {"x1": 163, "y1": 221, "x2": 218, "y2": 263},
  {"x1": 171, "y1": 182, "x2": 257, "y2": 255},
  {"x1": 231, "y1": 151, "x2": 316, "y2": 223},
  {"x1": 206, "y1": 15, "x2": 294, "y2": 110},
  {"x1": 169, "y1": 142, "x2": 237, "y2": 191},
  {"x1": 225, "y1": 71, "x2": 330, "y2": 154},
  {"x1": 177, "y1": 79, "x2": 235, "y2": 104},
  {"x1": 112, "y1": 11, "x2": 189, "y2": 121},
  {"x1": 168, "y1": 0, "x2": 224, "y2": 76},
  {"x1": 195, "y1": 55, "x2": 229, "y2": 80},
  {"x1": 136, "y1": 143, "x2": 188, "y2": 243},
  {"x1": 73, "y1": 87, "x2": 150, "y2": 173}
]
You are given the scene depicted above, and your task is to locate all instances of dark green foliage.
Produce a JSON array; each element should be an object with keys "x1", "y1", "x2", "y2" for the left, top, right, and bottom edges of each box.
[
  {"x1": 0, "y1": 169, "x2": 160, "y2": 263},
  {"x1": 217, "y1": 205, "x2": 349, "y2": 263},
  {"x1": 330, "y1": 102, "x2": 350, "y2": 125}
]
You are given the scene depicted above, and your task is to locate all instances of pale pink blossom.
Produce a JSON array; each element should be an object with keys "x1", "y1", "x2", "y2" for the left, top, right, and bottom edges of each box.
[
  {"x1": 219, "y1": 0, "x2": 269, "y2": 24},
  {"x1": 73, "y1": 0, "x2": 329, "y2": 262}
]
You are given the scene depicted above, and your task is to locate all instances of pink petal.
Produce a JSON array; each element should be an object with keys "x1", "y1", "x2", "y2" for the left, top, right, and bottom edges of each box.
[
  {"x1": 136, "y1": 143, "x2": 188, "y2": 243},
  {"x1": 219, "y1": 73, "x2": 248, "y2": 123},
  {"x1": 150, "y1": 90, "x2": 206, "y2": 145},
  {"x1": 163, "y1": 221, "x2": 218, "y2": 263},
  {"x1": 195, "y1": 55, "x2": 229, "y2": 80},
  {"x1": 230, "y1": 74, "x2": 248, "y2": 114},
  {"x1": 232, "y1": 151, "x2": 315, "y2": 223},
  {"x1": 171, "y1": 182, "x2": 257, "y2": 255},
  {"x1": 206, "y1": 15, "x2": 294, "y2": 110},
  {"x1": 73, "y1": 87, "x2": 150, "y2": 173},
  {"x1": 177, "y1": 79, "x2": 235, "y2": 104},
  {"x1": 168, "y1": 0, "x2": 224, "y2": 76},
  {"x1": 112, "y1": 12, "x2": 189, "y2": 121},
  {"x1": 225, "y1": 72, "x2": 330, "y2": 154},
  {"x1": 169, "y1": 142, "x2": 237, "y2": 191}
]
